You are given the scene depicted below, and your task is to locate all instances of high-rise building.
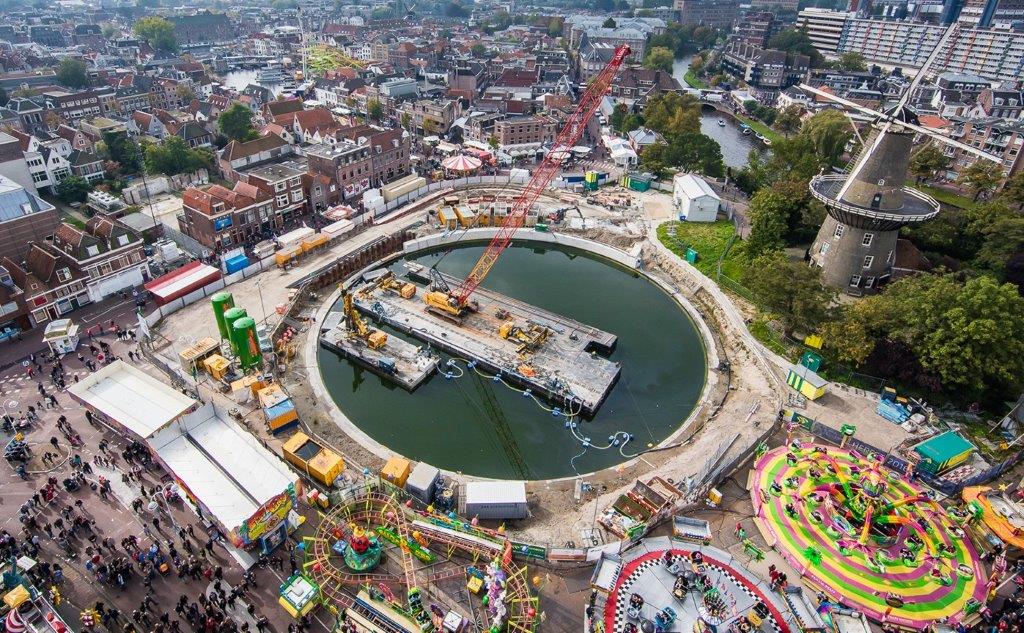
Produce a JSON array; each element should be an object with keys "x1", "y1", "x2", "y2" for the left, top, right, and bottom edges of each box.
[
  {"x1": 674, "y1": 0, "x2": 742, "y2": 28},
  {"x1": 958, "y1": 0, "x2": 1024, "y2": 26},
  {"x1": 797, "y1": 8, "x2": 853, "y2": 55}
]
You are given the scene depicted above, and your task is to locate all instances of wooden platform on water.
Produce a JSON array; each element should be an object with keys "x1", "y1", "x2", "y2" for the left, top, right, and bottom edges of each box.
[
  {"x1": 351, "y1": 268, "x2": 621, "y2": 416},
  {"x1": 319, "y1": 310, "x2": 438, "y2": 390}
]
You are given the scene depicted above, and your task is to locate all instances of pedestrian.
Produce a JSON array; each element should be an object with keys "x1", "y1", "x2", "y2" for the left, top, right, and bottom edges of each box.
[
  {"x1": 49, "y1": 436, "x2": 59, "y2": 449},
  {"x1": 48, "y1": 394, "x2": 57, "y2": 408}
]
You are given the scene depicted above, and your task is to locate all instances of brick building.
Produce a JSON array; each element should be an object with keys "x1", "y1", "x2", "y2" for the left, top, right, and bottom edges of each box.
[{"x1": 179, "y1": 182, "x2": 273, "y2": 251}]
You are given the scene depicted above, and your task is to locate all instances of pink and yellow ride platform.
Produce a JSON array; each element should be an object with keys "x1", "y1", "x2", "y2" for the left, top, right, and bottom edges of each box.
[{"x1": 752, "y1": 443, "x2": 987, "y2": 630}]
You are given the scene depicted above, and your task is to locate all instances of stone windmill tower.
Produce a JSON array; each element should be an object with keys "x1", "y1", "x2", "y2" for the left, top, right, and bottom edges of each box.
[{"x1": 800, "y1": 25, "x2": 999, "y2": 294}]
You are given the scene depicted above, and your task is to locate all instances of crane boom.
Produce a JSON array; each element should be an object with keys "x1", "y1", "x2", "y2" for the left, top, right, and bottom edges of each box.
[{"x1": 452, "y1": 44, "x2": 631, "y2": 306}]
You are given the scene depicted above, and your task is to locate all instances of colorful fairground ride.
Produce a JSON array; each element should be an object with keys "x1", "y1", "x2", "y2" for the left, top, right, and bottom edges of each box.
[{"x1": 300, "y1": 485, "x2": 540, "y2": 633}]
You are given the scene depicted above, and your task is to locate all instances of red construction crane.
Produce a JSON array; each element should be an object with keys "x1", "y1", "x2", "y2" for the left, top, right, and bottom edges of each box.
[{"x1": 424, "y1": 44, "x2": 631, "y2": 319}]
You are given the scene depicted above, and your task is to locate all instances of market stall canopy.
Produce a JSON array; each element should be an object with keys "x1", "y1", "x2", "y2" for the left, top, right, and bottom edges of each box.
[
  {"x1": 442, "y1": 154, "x2": 483, "y2": 172},
  {"x1": 67, "y1": 360, "x2": 196, "y2": 439}
]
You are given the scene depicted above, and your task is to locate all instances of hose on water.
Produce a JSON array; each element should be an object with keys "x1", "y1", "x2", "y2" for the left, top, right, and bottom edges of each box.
[{"x1": 441, "y1": 357, "x2": 641, "y2": 471}]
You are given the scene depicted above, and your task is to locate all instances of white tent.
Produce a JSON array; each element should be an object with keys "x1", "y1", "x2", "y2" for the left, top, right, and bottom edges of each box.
[{"x1": 68, "y1": 360, "x2": 196, "y2": 438}]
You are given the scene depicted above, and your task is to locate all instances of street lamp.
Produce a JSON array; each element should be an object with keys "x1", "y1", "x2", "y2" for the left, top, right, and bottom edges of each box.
[{"x1": 254, "y1": 278, "x2": 267, "y2": 325}]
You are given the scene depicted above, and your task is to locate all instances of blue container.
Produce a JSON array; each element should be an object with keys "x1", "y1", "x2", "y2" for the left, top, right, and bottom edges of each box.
[{"x1": 224, "y1": 254, "x2": 250, "y2": 274}]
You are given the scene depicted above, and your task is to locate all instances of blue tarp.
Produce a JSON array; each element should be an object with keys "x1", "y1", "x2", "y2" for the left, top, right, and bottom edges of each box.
[{"x1": 264, "y1": 399, "x2": 295, "y2": 420}]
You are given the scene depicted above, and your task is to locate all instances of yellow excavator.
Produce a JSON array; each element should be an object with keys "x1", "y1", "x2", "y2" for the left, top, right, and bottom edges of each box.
[
  {"x1": 375, "y1": 271, "x2": 416, "y2": 299},
  {"x1": 342, "y1": 289, "x2": 387, "y2": 350},
  {"x1": 498, "y1": 319, "x2": 550, "y2": 354}
]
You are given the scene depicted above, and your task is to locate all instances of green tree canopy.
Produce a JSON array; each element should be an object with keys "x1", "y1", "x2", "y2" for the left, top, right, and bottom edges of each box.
[
  {"x1": 799, "y1": 109, "x2": 851, "y2": 168},
  {"x1": 825, "y1": 273, "x2": 1024, "y2": 398},
  {"x1": 957, "y1": 160, "x2": 1004, "y2": 201},
  {"x1": 836, "y1": 52, "x2": 866, "y2": 71},
  {"x1": 56, "y1": 57, "x2": 89, "y2": 89},
  {"x1": 470, "y1": 43, "x2": 486, "y2": 57},
  {"x1": 55, "y1": 176, "x2": 92, "y2": 203},
  {"x1": 1000, "y1": 170, "x2": 1024, "y2": 209},
  {"x1": 218, "y1": 103, "x2": 257, "y2": 142},
  {"x1": 133, "y1": 16, "x2": 177, "y2": 53},
  {"x1": 143, "y1": 137, "x2": 213, "y2": 176},
  {"x1": 975, "y1": 217, "x2": 1024, "y2": 279},
  {"x1": 642, "y1": 92, "x2": 701, "y2": 137},
  {"x1": 909, "y1": 145, "x2": 950, "y2": 184},
  {"x1": 767, "y1": 28, "x2": 823, "y2": 66},
  {"x1": 643, "y1": 46, "x2": 674, "y2": 73},
  {"x1": 741, "y1": 250, "x2": 836, "y2": 335},
  {"x1": 99, "y1": 131, "x2": 142, "y2": 173},
  {"x1": 366, "y1": 98, "x2": 383, "y2": 121},
  {"x1": 602, "y1": 17, "x2": 616, "y2": 28},
  {"x1": 773, "y1": 105, "x2": 802, "y2": 137}
]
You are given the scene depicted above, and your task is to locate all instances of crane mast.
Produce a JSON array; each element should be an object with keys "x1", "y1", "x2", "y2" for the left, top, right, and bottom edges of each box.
[{"x1": 425, "y1": 45, "x2": 631, "y2": 317}]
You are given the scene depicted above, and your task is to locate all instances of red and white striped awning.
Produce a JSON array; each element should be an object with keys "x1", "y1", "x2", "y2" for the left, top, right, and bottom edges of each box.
[
  {"x1": 6, "y1": 608, "x2": 26, "y2": 633},
  {"x1": 442, "y1": 154, "x2": 483, "y2": 172}
]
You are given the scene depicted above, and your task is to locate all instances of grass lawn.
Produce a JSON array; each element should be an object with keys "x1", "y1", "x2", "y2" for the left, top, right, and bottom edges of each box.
[
  {"x1": 912, "y1": 184, "x2": 979, "y2": 210},
  {"x1": 734, "y1": 114, "x2": 782, "y2": 144},
  {"x1": 657, "y1": 220, "x2": 746, "y2": 279},
  {"x1": 748, "y1": 318, "x2": 798, "y2": 360},
  {"x1": 61, "y1": 214, "x2": 86, "y2": 229},
  {"x1": 684, "y1": 70, "x2": 707, "y2": 89}
]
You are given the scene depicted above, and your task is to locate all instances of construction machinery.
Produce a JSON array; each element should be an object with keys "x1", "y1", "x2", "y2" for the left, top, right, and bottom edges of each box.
[
  {"x1": 342, "y1": 289, "x2": 387, "y2": 350},
  {"x1": 498, "y1": 320, "x2": 551, "y2": 354},
  {"x1": 423, "y1": 44, "x2": 632, "y2": 323},
  {"x1": 375, "y1": 271, "x2": 416, "y2": 299}
]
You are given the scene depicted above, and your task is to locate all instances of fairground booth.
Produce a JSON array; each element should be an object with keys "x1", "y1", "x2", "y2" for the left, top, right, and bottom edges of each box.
[{"x1": 68, "y1": 361, "x2": 301, "y2": 561}]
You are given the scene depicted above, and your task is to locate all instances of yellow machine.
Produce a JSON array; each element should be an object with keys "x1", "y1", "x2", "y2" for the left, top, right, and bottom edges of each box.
[
  {"x1": 376, "y1": 271, "x2": 416, "y2": 299},
  {"x1": 423, "y1": 269, "x2": 478, "y2": 321},
  {"x1": 342, "y1": 289, "x2": 387, "y2": 350},
  {"x1": 498, "y1": 320, "x2": 551, "y2": 354}
]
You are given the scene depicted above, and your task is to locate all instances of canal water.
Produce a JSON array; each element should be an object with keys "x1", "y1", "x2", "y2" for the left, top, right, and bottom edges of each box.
[
  {"x1": 317, "y1": 243, "x2": 708, "y2": 480},
  {"x1": 673, "y1": 56, "x2": 764, "y2": 169}
]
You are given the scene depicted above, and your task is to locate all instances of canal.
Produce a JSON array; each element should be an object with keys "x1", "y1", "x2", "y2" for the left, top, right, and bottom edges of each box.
[{"x1": 673, "y1": 55, "x2": 765, "y2": 169}]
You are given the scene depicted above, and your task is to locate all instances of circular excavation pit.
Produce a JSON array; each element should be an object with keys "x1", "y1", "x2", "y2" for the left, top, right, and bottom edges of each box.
[{"x1": 315, "y1": 237, "x2": 712, "y2": 481}]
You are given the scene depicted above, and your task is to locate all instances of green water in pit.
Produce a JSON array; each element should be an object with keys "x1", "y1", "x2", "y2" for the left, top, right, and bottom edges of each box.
[{"x1": 316, "y1": 242, "x2": 708, "y2": 479}]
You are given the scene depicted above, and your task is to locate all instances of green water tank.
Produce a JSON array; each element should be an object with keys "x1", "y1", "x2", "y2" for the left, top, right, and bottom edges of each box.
[
  {"x1": 211, "y1": 292, "x2": 234, "y2": 340},
  {"x1": 223, "y1": 307, "x2": 247, "y2": 355},
  {"x1": 232, "y1": 317, "x2": 260, "y2": 370}
]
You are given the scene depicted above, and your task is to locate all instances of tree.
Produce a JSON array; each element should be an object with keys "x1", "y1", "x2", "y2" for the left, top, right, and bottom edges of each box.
[
  {"x1": 100, "y1": 131, "x2": 142, "y2": 173},
  {"x1": 602, "y1": 17, "x2": 616, "y2": 28},
  {"x1": 773, "y1": 105, "x2": 802, "y2": 137},
  {"x1": 799, "y1": 109, "x2": 852, "y2": 169},
  {"x1": 1000, "y1": 170, "x2": 1024, "y2": 209},
  {"x1": 101, "y1": 23, "x2": 117, "y2": 39},
  {"x1": 470, "y1": 43, "x2": 486, "y2": 57},
  {"x1": 745, "y1": 188, "x2": 791, "y2": 258},
  {"x1": 957, "y1": 160, "x2": 1003, "y2": 201},
  {"x1": 133, "y1": 16, "x2": 177, "y2": 53},
  {"x1": 640, "y1": 142, "x2": 670, "y2": 180},
  {"x1": 400, "y1": 112, "x2": 411, "y2": 130},
  {"x1": 643, "y1": 46, "x2": 674, "y2": 74},
  {"x1": 547, "y1": 18, "x2": 563, "y2": 38},
  {"x1": 643, "y1": 92, "x2": 700, "y2": 137},
  {"x1": 175, "y1": 83, "x2": 196, "y2": 103},
  {"x1": 366, "y1": 98, "x2": 383, "y2": 121},
  {"x1": 975, "y1": 217, "x2": 1024, "y2": 279},
  {"x1": 0, "y1": 87, "x2": 7, "y2": 107},
  {"x1": 610, "y1": 103, "x2": 628, "y2": 131},
  {"x1": 767, "y1": 28, "x2": 823, "y2": 67},
  {"x1": 909, "y1": 145, "x2": 950, "y2": 184},
  {"x1": 837, "y1": 52, "x2": 866, "y2": 71},
  {"x1": 144, "y1": 137, "x2": 213, "y2": 176},
  {"x1": 741, "y1": 250, "x2": 836, "y2": 335},
  {"x1": 665, "y1": 133, "x2": 724, "y2": 177},
  {"x1": 218, "y1": 103, "x2": 257, "y2": 142},
  {"x1": 56, "y1": 57, "x2": 89, "y2": 89},
  {"x1": 56, "y1": 176, "x2": 92, "y2": 203},
  {"x1": 443, "y1": 2, "x2": 468, "y2": 17}
]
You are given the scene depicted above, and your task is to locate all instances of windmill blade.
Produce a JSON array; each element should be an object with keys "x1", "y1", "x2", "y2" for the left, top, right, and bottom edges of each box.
[
  {"x1": 894, "y1": 23, "x2": 960, "y2": 111},
  {"x1": 896, "y1": 119, "x2": 1003, "y2": 163},
  {"x1": 798, "y1": 84, "x2": 883, "y2": 120}
]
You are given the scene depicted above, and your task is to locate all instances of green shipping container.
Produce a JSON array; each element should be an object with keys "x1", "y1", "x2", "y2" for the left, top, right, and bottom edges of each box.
[
  {"x1": 232, "y1": 317, "x2": 261, "y2": 370},
  {"x1": 211, "y1": 292, "x2": 234, "y2": 340},
  {"x1": 223, "y1": 307, "x2": 248, "y2": 355}
]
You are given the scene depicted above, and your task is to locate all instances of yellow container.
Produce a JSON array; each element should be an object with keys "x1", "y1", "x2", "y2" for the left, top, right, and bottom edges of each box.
[
  {"x1": 283, "y1": 431, "x2": 346, "y2": 487},
  {"x1": 381, "y1": 457, "x2": 411, "y2": 487},
  {"x1": 202, "y1": 354, "x2": 230, "y2": 380}
]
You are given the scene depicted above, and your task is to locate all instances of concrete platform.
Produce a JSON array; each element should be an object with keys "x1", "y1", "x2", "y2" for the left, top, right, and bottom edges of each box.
[
  {"x1": 319, "y1": 309, "x2": 438, "y2": 390},
  {"x1": 351, "y1": 272, "x2": 621, "y2": 416}
]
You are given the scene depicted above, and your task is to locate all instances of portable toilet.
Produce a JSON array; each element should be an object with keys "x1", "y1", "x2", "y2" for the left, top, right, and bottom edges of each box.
[
  {"x1": 381, "y1": 457, "x2": 411, "y2": 487},
  {"x1": 799, "y1": 351, "x2": 823, "y2": 372},
  {"x1": 584, "y1": 171, "x2": 599, "y2": 191},
  {"x1": 685, "y1": 248, "x2": 699, "y2": 264},
  {"x1": 786, "y1": 364, "x2": 827, "y2": 400}
]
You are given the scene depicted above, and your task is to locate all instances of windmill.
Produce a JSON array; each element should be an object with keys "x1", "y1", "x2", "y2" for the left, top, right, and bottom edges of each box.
[{"x1": 798, "y1": 24, "x2": 1002, "y2": 294}]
